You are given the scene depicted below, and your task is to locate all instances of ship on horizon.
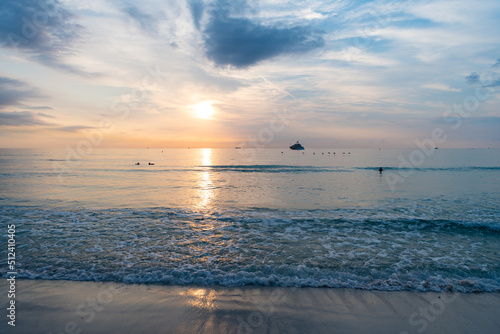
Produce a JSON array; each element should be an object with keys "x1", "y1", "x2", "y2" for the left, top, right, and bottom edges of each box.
[{"x1": 289, "y1": 141, "x2": 305, "y2": 150}]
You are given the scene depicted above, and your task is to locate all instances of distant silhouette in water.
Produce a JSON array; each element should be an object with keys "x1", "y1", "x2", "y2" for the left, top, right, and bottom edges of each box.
[
  {"x1": 135, "y1": 162, "x2": 140, "y2": 165},
  {"x1": 289, "y1": 141, "x2": 305, "y2": 150},
  {"x1": 149, "y1": 162, "x2": 154, "y2": 165},
  {"x1": 379, "y1": 167, "x2": 383, "y2": 173}
]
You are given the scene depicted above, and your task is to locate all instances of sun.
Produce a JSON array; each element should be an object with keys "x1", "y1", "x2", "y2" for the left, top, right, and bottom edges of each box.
[{"x1": 192, "y1": 101, "x2": 215, "y2": 119}]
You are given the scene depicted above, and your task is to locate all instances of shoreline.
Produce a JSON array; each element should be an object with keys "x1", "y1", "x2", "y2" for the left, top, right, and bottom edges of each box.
[{"x1": 1, "y1": 279, "x2": 500, "y2": 333}]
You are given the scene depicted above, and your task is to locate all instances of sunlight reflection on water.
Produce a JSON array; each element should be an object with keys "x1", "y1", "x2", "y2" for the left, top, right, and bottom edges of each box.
[{"x1": 198, "y1": 148, "x2": 215, "y2": 210}]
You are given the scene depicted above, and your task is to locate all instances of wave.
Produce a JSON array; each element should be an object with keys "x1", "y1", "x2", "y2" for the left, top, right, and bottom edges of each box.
[
  {"x1": 119, "y1": 165, "x2": 500, "y2": 174},
  {"x1": 2, "y1": 204, "x2": 500, "y2": 233},
  {"x1": 357, "y1": 166, "x2": 500, "y2": 172},
  {"x1": 1, "y1": 205, "x2": 499, "y2": 292},
  {"x1": 13, "y1": 267, "x2": 500, "y2": 293},
  {"x1": 200, "y1": 165, "x2": 351, "y2": 173},
  {"x1": 5, "y1": 164, "x2": 496, "y2": 177},
  {"x1": 118, "y1": 165, "x2": 349, "y2": 174}
]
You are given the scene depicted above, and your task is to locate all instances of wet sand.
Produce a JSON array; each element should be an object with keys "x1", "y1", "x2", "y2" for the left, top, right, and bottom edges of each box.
[{"x1": 1, "y1": 279, "x2": 499, "y2": 333}]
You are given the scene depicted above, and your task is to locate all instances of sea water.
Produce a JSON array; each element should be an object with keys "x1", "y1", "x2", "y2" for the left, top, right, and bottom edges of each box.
[{"x1": 1, "y1": 148, "x2": 499, "y2": 292}]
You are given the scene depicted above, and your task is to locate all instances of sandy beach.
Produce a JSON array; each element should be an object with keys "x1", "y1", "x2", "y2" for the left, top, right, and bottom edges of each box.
[{"x1": 1, "y1": 279, "x2": 499, "y2": 333}]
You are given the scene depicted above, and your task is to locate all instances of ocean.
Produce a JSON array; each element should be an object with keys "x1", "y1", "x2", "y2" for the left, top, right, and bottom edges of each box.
[{"x1": 1, "y1": 148, "x2": 499, "y2": 292}]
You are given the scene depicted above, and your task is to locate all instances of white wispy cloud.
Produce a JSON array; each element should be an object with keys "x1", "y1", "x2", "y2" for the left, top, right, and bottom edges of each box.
[{"x1": 422, "y1": 83, "x2": 461, "y2": 92}]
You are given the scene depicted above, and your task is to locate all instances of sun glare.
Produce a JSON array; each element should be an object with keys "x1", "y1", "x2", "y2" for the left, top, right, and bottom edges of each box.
[{"x1": 193, "y1": 101, "x2": 215, "y2": 119}]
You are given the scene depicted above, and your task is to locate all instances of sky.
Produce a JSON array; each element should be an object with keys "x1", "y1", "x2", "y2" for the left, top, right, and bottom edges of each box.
[{"x1": 0, "y1": 0, "x2": 500, "y2": 149}]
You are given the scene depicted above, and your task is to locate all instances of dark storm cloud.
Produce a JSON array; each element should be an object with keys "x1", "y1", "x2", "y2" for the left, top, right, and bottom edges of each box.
[
  {"x1": 0, "y1": 76, "x2": 43, "y2": 108},
  {"x1": 0, "y1": 111, "x2": 55, "y2": 126},
  {"x1": 202, "y1": 0, "x2": 325, "y2": 68},
  {"x1": 465, "y1": 72, "x2": 480, "y2": 85},
  {"x1": 0, "y1": 0, "x2": 96, "y2": 77}
]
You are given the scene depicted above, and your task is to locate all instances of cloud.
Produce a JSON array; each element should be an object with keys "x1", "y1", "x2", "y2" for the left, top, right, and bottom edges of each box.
[
  {"x1": 422, "y1": 83, "x2": 461, "y2": 92},
  {"x1": 465, "y1": 72, "x2": 480, "y2": 85},
  {"x1": 35, "y1": 112, "x2": 54, "y2": 118},
  {"x1": 121, "y1": 3, "x2": 160, "y2": 34},
  {"x1": 189, "y1": 0, "x2": 205, "y2": 30},
  {"x1": 484, "y1": 79, "x2": 500, "y2": 88},
  {"x1": 0, "y1": 109, "x2": 96, "y2": 131},
  {"x1": 0, "y1": 76, "x2": 43, "y2": 107},
  {"x1": 493, "y1": 58, "x2": 500, "y2": 68},
  {"x1": 0, "y1": 111, "x2": 55, "y2": 126},
  {"x1": 320, "y1": 49, "x2": 398, "y2": 67},
  {"x1": 202, "y1": 0, "x2": 325, "y2": 68},
  {"x1": 23, "y1": 105, "x2": 53, "y2": 110},
  {"x1": 55, "y1": 125, "x2": 93, "y2": 132},
  {"x1": 466, "y1": 116, "x2": 500, "y2": 125},
  {"x1": 0, "y1": 0, "x2": 96, "y2": 76}
]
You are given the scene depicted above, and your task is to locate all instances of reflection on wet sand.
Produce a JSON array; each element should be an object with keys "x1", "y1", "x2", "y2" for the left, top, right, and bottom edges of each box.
[{"x1": 181, "y1": 288, "x2": 217, "y2": 310}]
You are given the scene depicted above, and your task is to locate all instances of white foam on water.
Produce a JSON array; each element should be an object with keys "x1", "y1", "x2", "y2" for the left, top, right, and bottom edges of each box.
[{"x1": 1, "y1": 204, "x2": 499, "y2": 292}]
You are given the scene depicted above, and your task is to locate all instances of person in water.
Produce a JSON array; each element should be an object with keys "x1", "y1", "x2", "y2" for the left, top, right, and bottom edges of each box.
[{"x1": 379, "y1": 167, "x2": 383, "y2": 173}]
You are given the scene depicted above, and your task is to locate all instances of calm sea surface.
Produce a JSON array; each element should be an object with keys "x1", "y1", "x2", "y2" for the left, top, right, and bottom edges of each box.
[{"x1": 1, "y1": 148, "x2": 499, "y2": 292}]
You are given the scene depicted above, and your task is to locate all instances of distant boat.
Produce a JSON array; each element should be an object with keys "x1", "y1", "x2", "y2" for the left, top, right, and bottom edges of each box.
[
  {"x1": 235, "y1": 146, "x2": 241, "y2": 149},
  {"x1": 290, "y1": 141, "x2": 305, "y2": 150},
  {"x1": 435, "y1": 147, "x2": 439, "y2": 149}
]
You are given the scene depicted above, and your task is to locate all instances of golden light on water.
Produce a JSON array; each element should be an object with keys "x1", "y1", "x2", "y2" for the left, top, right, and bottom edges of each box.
[
  {"x1": 201, "y1": 148, "x2": 212, "y2": 166},
  {"x1": 197, "y1": 148, "x2": 215, "y2": 209}
]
